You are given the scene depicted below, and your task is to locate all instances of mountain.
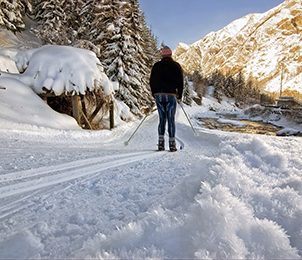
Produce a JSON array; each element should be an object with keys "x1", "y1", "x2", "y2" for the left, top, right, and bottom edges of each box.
[{"x1": 174, "y1": 0, "x2": 302, "y2": 99}]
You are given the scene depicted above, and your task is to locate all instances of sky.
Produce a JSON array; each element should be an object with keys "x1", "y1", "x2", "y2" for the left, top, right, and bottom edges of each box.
[{"x1": 139, "y1": 0, "x2": 285, "y2": 49}]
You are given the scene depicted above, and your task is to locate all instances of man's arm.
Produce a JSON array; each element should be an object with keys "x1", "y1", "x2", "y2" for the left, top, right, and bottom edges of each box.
[
  {"x1": 176, "y1": 63, "x2": 184, "y2": 100},
  {"x1": 149, "y1": 63, "x2": 159, "y2": 96}
]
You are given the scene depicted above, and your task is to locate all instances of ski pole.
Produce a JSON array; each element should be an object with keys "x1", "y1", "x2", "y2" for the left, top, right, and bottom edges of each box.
[
  {"x1": 124, "y1": 113, "x2": 149, "y2": 146},
  {"x1": 179, "y1": 102, "x2": 198, "y2": 135}
]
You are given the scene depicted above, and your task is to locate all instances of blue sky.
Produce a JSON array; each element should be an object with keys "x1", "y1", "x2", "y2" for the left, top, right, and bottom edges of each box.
[{"x1": 138, "y1": 0, "x2": 285, "y2": 49}]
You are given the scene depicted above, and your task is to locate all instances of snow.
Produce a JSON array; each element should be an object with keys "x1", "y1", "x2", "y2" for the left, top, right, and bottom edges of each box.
[
  {"x1": 0, "y1": 53, "x2": 19, "y2": 74},
  {"x1": 0, "y1": 54, "x2": 302, "y2": 258},
  {"x1": 0, "y1": 77, "x2": 80, "y2": 130},
  {"x1": 176, "y1": 42, "x2": 190, "y2": 51},
  {"x1": 1, "y1": 45, "x2": 114, "y2": 96}
]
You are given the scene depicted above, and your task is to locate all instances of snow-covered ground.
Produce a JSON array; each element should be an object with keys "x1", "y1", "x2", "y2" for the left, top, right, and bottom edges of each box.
[{"x1": 0, "y1": 75, "x2": 301, "y2": 259}]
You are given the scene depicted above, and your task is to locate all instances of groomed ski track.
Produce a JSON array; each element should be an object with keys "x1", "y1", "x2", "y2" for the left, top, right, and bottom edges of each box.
[{"x1": 0, "y1": 109, "x2": 221, "y2": 257}]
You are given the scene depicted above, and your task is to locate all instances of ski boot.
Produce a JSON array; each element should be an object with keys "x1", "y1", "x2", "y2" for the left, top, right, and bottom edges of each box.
[
  {"x1": 169, "y1": 139, "x2": 177, "y2": 152},
  {"x1": 158, "y1": 138, "x2": 165, "y2": 151}
]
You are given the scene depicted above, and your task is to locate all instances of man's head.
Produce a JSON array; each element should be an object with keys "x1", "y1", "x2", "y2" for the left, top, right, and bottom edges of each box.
[{"x1": 161, "y1": 46, "x2": 172, "y2": 57}]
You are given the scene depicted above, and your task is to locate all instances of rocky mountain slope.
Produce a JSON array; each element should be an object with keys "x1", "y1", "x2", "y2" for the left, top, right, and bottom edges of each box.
[{"x1": 174, "y1": 0, "x2": 302, "y2": 98}]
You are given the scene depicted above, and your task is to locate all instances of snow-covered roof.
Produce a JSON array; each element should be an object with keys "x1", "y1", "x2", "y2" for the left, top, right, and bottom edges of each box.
[{"x1": 14, "y1": 45, "x2": 113, "y2": 96}]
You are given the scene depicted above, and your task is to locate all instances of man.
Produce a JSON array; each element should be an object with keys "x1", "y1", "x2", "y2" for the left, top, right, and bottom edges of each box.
[{"x1": 150, "y1": 46, "x2": 184, "y2": 152}]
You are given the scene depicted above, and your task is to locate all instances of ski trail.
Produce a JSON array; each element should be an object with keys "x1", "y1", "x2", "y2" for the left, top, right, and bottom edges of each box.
[
  {"x1": 0, "y1": 150, "x2": 165, "y2": 220},
  {"x1": 175, "y1": 136, "x2": 185, "y2": 150},
  {"x1": 0, "y1": 190, "x2": 42, "y2": 220},
  {"x1": 0, "y1": 151, "x2": 162, "y2": 200},
  {"x1": 0, "y1": 151, "x2": 151, "y2": 184}
]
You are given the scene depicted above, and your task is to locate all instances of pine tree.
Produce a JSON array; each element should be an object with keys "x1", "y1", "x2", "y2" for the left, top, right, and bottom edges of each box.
[
  {"x1": 73, "y1": 0, "x2": 94, "y2": 41},
  {"x1": 32, "y1": 0, "x2": 66, "y2": 44},
  {"x1": 234, "y1": 71, "x2": 245, "y2": 102},
  {"x1": 141, "y1": 21, "x2": 159, "y2": 69},
  {"x1": 116, "y1": 0, "x2": 154, "y2": 113},
  {"x1": 62, "y1": 0, "x2": 85, "y2": 43},
  {"x1": 0, "y1": 0, "x2": 30, "y2": 31},
  {"x1": 67, "y1": 0, "x2": 100, "y2": 54},
  {"x1": 89, "y1": 0, "x2": 157, "y2": 116},
  {"x1": 32, "y1": 0, "x2": 84, "y2": 44}
]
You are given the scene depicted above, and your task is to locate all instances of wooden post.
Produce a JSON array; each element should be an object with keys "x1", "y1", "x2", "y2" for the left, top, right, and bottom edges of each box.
[
  {"x1": 81, "y1": 111, "x2": 93, "y2": 130},
  {"x1": 72, "y1": 95, "x2": 81, "y2": 125},
  {"x1": 109, "y1": 99, "x2": 114, "y2": 130}
]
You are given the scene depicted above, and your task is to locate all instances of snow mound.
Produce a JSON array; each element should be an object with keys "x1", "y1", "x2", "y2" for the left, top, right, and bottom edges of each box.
[
  {"x1": 15, "y1": 45, "x2": 113, "y2": 96},
  {"x1": 0, "y1": 77, "x2": 80, "y2": 130},
  {"x1": 74, "y1": 181, "x2": 299, "y2": 259},
  {"x1": 0, "y1": 49, "x2": 19, "y2": 73}
]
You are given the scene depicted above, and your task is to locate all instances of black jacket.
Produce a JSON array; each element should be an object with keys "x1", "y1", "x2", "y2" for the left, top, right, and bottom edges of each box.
[{"x1": 150, "y1": 57, "x2": 184, "y2": 100}]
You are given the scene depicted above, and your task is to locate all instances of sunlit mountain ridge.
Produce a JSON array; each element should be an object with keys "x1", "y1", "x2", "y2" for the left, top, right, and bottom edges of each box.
[{"x1": 174, "y1": 0, "x2": 302, "y2": 98}]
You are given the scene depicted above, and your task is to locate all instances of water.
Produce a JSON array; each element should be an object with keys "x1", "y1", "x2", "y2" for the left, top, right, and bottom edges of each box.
[{"x1": 199, "y1": 117, "x2": 282, "y2": 136}]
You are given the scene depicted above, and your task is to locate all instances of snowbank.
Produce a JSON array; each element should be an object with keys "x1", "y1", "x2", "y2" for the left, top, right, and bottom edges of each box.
[
  {"x1": 0, "y1": 50, "x2": 19, "y2": 73},
  {"x1": 72, "y1": 135, "x2": 301, "y2": 259},
  {"x1": 13, "y1": 45, "x2": 114, "y2": 96},
  {"x1": 0, "y1": 77, "x2": 80, "y2": 130}
]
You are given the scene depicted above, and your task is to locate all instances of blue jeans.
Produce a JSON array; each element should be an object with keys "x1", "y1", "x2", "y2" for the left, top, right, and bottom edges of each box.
[{"x1": 155, "y1": 94, "x2": 177, "y2": 138}]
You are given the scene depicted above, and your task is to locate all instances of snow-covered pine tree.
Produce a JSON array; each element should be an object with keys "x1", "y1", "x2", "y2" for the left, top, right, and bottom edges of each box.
[
  {"x1": 115, "y1": 0, "x2": 154, "y2": 114},
  {"x1": 105, "y1": 1, "x2": 145, "y2": 115},
  {"x1": 69, "y1": 0, "x2": 94, "y2": 42},
  {"x1": 90, "y1": 0, "x2": 156, "y2": 116},
  {"x1": 33, "y1": 0, "x2": 82, "y2": 45},
  {"x1": 140, "y1": 15, "x2": 159, "y2": 69},
  {"x1": 32, "y1": 0, "x2": 71, "y2": 44},
  {"x1": 0, "y1": 0, "x2": 30, "y2": 31},
  {"x1": 88, "y1": 0, "x2": 117, "y2": 56},
  {"x1": 61, "y1": 0, "x2": 84, "y2": 43},
  {"x1": 33, "y1": 0, "x2": 98, "y2": 50}
]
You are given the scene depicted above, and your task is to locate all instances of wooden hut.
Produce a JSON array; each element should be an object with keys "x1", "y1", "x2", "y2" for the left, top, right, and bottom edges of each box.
[
  {"x1": 5, "y1": 45, "x2": 115, "y2": 130},
  {"x1": 41, "y1": 91, "x2": 114, "y2": 130}
]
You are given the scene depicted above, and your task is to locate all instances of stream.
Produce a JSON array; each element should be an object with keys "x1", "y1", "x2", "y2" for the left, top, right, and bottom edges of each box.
[{"x1": 198, "y1": 117, "x2": 283, "y2": 136}]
